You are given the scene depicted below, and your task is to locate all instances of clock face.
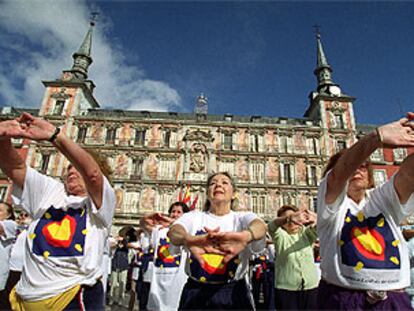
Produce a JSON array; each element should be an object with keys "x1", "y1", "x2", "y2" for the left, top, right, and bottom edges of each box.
[{"x1": 330, "y1": 86, "x2": 341, "y2": 96}]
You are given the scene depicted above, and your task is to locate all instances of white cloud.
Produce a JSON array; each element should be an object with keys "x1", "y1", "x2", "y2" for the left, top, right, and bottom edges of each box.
[{"x1": 0, "y1": 0, "x2": 182, "y2": 111}]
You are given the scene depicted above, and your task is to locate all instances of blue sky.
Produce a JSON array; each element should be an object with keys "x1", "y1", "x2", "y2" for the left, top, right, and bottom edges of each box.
[{"x1": 1, "y1": 1, "x2": 414, "y2": 125}]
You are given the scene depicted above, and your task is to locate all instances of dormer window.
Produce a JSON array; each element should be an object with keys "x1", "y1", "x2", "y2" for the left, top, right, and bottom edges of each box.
[
  {"x1": 135, "y1": 129, "x2": 146, "y2": 146},
  {"x1": 131, "y1": 158, "x2": 143, "y2": 179},
  {"x1": 163, "y1": 129, "x2": 171, "y2": 148},
  {"x1": 77, "y1": 127, "x2": 87, "y2": 143},
  {"x1": 222, "y1": 133, "x2": 233, "y2": 150},
  {"x1": 52, "y1": 100, "x2": 65, "y2": 115},
  {"x1": 333, "y1": 113, "x2": 345, "y2": 129},
  {"x1": 224, "y1": 114, "x2": 233, "y2": 122},
  {"x1": 336, "y1": 140, "x2": 347, "y2": 151},
  {"x1": 40, "y1": 154, "x2": 50, "y2": 174},
  {"x1": 0, "y1": 186, "x2": 7, "y2": 202},
  {"x1": 106, "y1": 128, "x2": 117, "y2": 144}
]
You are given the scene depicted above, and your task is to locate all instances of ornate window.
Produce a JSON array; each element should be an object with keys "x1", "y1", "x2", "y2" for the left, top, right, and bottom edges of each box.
[
  {"x1": 135, "y1": 129, "x2": 146, "y2": 146},
  {"x1": 222, "y1": 133, "x2": 233, "y2": 150},
  {"x1": 124, "y1": 191, "x2": 140, "y2": 213},
  {"x1": 250, "y1": 162, "x2": 264, "y2": 184},
  {"x1": 157, "y1": 191, "x2": 174, "y2": 213},
  {"x1": 77, "y1": 127, "x2": 87, "y2": 144},
  {"x1": 50, "y1": 88, "x2": 70, "y2": 116},
  {"x1": 130, "y1": 158, "x2": 143, "y2": 179},
  {"x1": 370, "y1": 148, "x2": 384, "y2": 162},
  {"x1": 282, "y1": 192, "x2": 296, "y2": 206},
  {"x1": 393, "y1": 148, "x2": 407, "y2": 162},
  {"x1": 306, "y1": 137, "x2": 319, "y2": 155},
  {"x1": 52, "y1": 100, "x2": 65, "y2": 115},
  {"x1": 219, "y1": 160, "x2": 235, "y2": 176},
  {"x1": 163, "y1": 129, "x2": 171, "y2": 148},
  {"x1": 280, "y1": 163, "x2": 294, "y2": 185},
  {"x1": 310, "y1": 196, "x2": 318, "y2": 212},
  {"x1": 279, "y1": 136, "x2": 293, "y2": 153},
  {"x1": 336, "y1": 140, "x2": 347, "y2": 152},
  {"x1": 333, "y1": 113, "x2": 345, "y2": 129},
  {"x1": 106, "y1": 128, "x2": 117, "y2": 144},
  {"x1": 373, "y1": 169, "x2": 387, "y2": 186},
  {"x1": 249, "y1": 134, "x2": 262, "y2": 152},
  {"x1": 251, "y1": 193, "x2": 266, "y2": 215},
  {"x1": 159, "y1": 158, "x2": 176, "y2": 180},
  {"x1": 0, "y1": 186, "x2": 8, "y2": 202},
  {"x1": 307, "y1": 165, "x2": 318, "y2": 186},
  {"x1": 40, "y1": 154, "x2": 50, "y2": 174}
]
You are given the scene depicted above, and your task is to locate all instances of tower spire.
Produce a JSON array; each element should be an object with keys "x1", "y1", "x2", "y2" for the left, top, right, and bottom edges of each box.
[
  {"x1": 313, "y1": 27, "x2": 334, "y2": 90},
  {"x1": 70, "y1": 13, "x2": 97, "y2": 80}
]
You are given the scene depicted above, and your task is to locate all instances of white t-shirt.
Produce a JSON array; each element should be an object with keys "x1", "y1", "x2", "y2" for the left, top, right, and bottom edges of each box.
[
  {"x1": 147, "y1": 226, "x2": 188, "y2": 311},
  {"x1": 174, "y1": 210, "x2": 265, "y2": 284},
  {"x1": 317, "y1": 172, "x2": 414, "y2": 290},
  {"x1": 12, "y1": 167, "x2": 116, "y2": 301},
  {"x1": 128, "y1": 241, "x2": 142, "y2": 281},
  {"x1": 140, "y1": 231, "x2": 154, "y2": 282},
  {"x1": 9, "y1": 229, "x2": 28, "y2": 272},
  {"x1": 0, "y1": 219, "x2": 17, "y2": 290},
  {"x1": 406, "y1": 234, "x2": 414, "y2": 296}
]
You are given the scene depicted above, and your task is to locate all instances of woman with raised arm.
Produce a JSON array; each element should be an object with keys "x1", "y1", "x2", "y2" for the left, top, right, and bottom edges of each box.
[
  {"x1": 0, "y1": 113, "x2": 116, "y2": 311},
  {"x1": 0, "y1": 202, "x2": 16, "y2": 310},
  {"x1": 317, "y1": 113, "x2": 414, "y2": 310},
  {"x1": 167, "y1": 172, "x2": 267, "y2": 310},
  {"x1": 141, "y1": 201, "x2": 190, "y2": 311},
  {"x1": 268, "y1": 205, "x2": 319, "y2": 310}
]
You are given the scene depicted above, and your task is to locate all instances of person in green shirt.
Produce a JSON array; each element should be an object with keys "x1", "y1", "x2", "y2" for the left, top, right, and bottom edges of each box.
[{"x1": 268, "y1": 205, "x2": 319, "y2": 310}]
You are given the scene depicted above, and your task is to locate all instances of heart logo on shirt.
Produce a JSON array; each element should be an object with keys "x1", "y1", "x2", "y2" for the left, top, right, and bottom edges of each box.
[
  {"x1": 201, "y1": 253, "x2": 227, "y2": 274},
  {"x1": 158, "y1": 244, "x2": 175, "y2": 264},
  {"x1": 351, "y1": 226, "x2": 385, "y2": 261},
  {"x1": 42, "y1": 215, "x2": 76, "y2": 248}
]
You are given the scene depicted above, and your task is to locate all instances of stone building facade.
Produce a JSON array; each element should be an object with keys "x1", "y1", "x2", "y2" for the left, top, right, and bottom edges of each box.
[{"x1": 0, "y1": 24, "x2": 409, "y2": 231}]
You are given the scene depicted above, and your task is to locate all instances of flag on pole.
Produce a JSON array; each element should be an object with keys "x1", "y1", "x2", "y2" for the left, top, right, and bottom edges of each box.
[
  {"x1": 190, "y1": 195, "x2": 199, "y2": 210},
  {"x1": 183, "y1": 185, "x2": 191, "y2": 204}
]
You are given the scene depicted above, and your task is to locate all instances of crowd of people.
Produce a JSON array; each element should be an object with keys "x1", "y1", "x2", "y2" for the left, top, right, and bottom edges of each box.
[{"x1": 2, "y1": 111, "x2": 414, "y2": 310}]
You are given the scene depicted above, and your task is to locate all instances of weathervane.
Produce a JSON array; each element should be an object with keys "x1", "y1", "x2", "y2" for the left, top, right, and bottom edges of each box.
[
  {"x1": 90, "y1": 12, "x2": 99, "y2": 26},
  {"x1": 313, "y1": 24, "x2": 321, "y2": 38}
]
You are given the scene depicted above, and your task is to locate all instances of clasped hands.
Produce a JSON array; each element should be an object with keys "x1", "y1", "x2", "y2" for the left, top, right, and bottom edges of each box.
[
  {"x1": 185, "y1": 227, "x2": 252, "y2": 266},
  {"x1": 289, "y1": 209, "x2": 317, "y2": 227},
  {"x1": 0, "y1": 112, "x2": 56, "y2": 141},
  {"x1": 142, "y1": 212, "x2": 175, "y2": 232},
  {"x1": 378, "y1": 112, "x2": 414, "y2": 148}
]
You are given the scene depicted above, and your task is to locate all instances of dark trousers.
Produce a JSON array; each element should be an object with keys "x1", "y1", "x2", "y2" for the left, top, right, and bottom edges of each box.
[
  {"x1": 137, "y1": 281, "x2": 150, "y2": 311},
  {"x1": 136, "y1": 268, "x2": 150, "y2": 311},
  {"x1": 318, "y1": 279, "x2": 413, "y2": 310},
  {"x1": 0, "y1": 271, "x2": 22, "y2": 311},
  {"x1": 274, "y1": 287, "x2": 318, "y2": 310},
  {"x1": 64, "y1": 281, "x2": 104, "y2": 311},
  {"x1": 252, "y1": 264, "x2": 275, "y2": 310},
  {"x1": 178, "y1": 278, "x2": 254, "y2": 310}
]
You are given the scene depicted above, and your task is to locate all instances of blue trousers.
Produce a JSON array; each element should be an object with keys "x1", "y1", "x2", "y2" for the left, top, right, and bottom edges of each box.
[
  {"x1": 178, "y1": 277, "x2": 254, "y2": 310},
  {"x1": 64, "y1": 281, "x2": 104, "y2": 311}
]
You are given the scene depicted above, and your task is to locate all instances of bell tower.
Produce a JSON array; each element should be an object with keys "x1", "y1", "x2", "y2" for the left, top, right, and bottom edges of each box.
[
  {"x1": 39, "y1": 14, "x2": 99, "y2": 119},
  {"x1": 304, "y1": 28, "x2": 357, "y2": 156}
]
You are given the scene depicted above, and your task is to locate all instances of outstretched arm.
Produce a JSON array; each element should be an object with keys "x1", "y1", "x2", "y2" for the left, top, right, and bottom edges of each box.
[
  {"x1": 394, "y1": 151, "x2": 414, "y2": 204},
  {"x1": 326, "y1": 113, "x2": 414, "y2": 204},
  {"x1": 140, "y1": 212, "x2": 174, "y2": 234},
  {"x1": 17, "y1": 113, "x2": 105, "y2": 208},
  {"x1": 0, "y1": 120, "x2": 28, "y2": 189}
]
